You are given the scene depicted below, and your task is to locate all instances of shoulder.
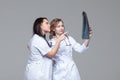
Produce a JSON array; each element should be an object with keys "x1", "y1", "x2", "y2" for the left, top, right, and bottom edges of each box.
[
  {"x1": 33, "y1": 34, "x2": 44, "y2": 41},
  {"x1": 31, "y1": 34, "x2": 46, "y2": 45}
]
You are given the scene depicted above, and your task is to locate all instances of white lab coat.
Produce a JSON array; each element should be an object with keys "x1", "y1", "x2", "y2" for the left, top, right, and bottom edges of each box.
[
  {"x1": 24, "y1": 34, "x2": 52, "y2": 80},
  {"x1": 49, "y1": 36, "x2": 88, "y2": 80}
]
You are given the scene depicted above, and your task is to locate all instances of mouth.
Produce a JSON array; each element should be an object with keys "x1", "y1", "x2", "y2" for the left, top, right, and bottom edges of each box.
[
  {"x1": 60, "y1": 31, "x2": 64, "y2": 34},
  {"x1": 60, "y1": 30, "x2": 64, "y2": 32}
]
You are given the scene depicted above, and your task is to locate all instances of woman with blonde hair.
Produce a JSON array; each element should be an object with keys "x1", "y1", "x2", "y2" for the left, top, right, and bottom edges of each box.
[{"x1": 49, "y1": 18, "x2": 92, "y2": 80}]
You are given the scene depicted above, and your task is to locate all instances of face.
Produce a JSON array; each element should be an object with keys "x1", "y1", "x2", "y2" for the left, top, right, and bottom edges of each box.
[
  {"x1": 54, "y1": 21, "x2": 65, "y2": 35},
  {"x1": 41, "y1": 19, "x2": 50, "y2": 34}
]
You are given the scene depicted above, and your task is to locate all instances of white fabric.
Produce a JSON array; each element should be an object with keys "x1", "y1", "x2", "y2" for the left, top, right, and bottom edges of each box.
[
  {"x1": 24, "y1": 34, "x2": 52, "y2": 80},
  {"x1": 49, "y1": 36, "x2": 88, "y2": 80}
]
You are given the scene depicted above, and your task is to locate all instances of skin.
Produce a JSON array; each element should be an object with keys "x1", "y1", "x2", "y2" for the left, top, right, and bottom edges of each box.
[
  {"x1": 41, "y1": 19, "x2": 50, "y2": 35},
  {"x1": 54, "y1": 21, "x2": 65, "y2": 37}
]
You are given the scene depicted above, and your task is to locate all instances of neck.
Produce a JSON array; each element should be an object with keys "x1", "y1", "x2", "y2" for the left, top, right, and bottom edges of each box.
[
  {"x1": 54, "y1": 34, "x2": 60, "y2": 40},
  {"x1": 55, "y1": 34, "x2": 61, "y2": 38},
  {"x1": 42, "y1": 30, "x2": 48, "y2": 37}
]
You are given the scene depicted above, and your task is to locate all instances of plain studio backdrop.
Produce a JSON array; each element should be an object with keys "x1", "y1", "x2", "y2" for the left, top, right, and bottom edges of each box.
[{"x1": 0, "y1": 0, "x2": 119, "y2": 80}]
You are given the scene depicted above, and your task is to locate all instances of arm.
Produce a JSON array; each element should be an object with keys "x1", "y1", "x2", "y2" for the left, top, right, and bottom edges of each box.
[
  {"x1": 46, "y1": 33, "x2": 66, "y2": 58},
  {"x1": 45, "y1": 39, "x2": 61, "y2": 58},
  {"x1": 83, "y1": 39, "x2": 89, "y2": 47},
  {"x1": 72, "y1": 27, "x2": 92, "y2": 53}
]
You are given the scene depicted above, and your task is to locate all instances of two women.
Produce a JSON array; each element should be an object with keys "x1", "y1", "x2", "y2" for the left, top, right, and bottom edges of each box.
[{"x1": 24, "y1": 17, "x2": 92, "y2": 80}]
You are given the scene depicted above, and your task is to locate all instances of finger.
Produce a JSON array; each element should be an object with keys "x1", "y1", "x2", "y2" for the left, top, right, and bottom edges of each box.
[
  {"x1": 89, "y1": 27, "x2": 92, "y2": 31},
  {"x1": 63, "y1": 32, "x2": 68, "y2": 36},
  {"x1": 64, "y1": 32, "x2": 68, "y2": 35}
]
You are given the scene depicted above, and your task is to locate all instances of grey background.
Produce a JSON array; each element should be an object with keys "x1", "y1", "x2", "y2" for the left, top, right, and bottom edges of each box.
[{"x1": 0, "y1": 0, "x2": 119, "y2": 80}]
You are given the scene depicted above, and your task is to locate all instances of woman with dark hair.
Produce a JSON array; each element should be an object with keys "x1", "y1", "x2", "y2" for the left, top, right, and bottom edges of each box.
[
  {"x1": 49, "y1": 18, "x2": 92, "y2": 80},
  {"x1": 24, "y1": 17, "x2": 66, "y2": 80}
]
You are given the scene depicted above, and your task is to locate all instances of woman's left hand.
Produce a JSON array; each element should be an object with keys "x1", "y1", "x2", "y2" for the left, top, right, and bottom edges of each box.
[{"x1": 89, "y1": 27, "x2": 92, "y2": 38}]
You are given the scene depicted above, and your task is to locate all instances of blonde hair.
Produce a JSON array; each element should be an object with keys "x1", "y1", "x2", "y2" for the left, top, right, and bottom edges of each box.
[{"x1": 49, "y1": 18, "x2": 64, "y2": 39}]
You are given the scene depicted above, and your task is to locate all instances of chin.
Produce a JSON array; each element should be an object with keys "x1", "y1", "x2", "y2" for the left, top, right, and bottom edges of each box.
[
  {"x1": 60, "y1": 32, "x2": 64, "y2": 35},
  {"x1": 46, "y1": 31, "x2": 50, "y2": 33},
  {"x1": 61, "y1": 32, "x2": 64, "y2": 34}
]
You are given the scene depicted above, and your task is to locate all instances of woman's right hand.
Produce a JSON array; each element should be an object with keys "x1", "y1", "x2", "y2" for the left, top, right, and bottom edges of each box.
[
  {"x1": 46, "y1": 32, "x2": 67, "y2": 58},
  {"x1": 57, "y1": 32, "x2": 67, "y2": 42}
]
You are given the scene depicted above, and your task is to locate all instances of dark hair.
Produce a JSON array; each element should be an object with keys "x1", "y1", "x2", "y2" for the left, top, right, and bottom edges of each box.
[
  {"x1": 33, "y1": 17, "x2": 48, "y2": 38},
  {"x1": 33, "y1": 17, "x2": 50, "y2": 47}
]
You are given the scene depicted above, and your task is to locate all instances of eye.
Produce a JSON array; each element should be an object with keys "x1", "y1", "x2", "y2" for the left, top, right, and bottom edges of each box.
[
  {"x1": 62, "y1": 25, "x2": 64, "y2": 27},
  {"x1": 57, "y1": 25, "x2": 60, "y2": 28},
  {"x1": 46, "y1": 22, "x2": 48, "y2": 24}
]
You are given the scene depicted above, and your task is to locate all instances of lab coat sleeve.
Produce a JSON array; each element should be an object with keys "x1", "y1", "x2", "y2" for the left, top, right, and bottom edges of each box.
[
  {"x1": 70, "y1": 36, "x2": 88, "y2": 53},
  {"x1": 33, "y1": 37, "x2": 52, "y2": 56}
]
